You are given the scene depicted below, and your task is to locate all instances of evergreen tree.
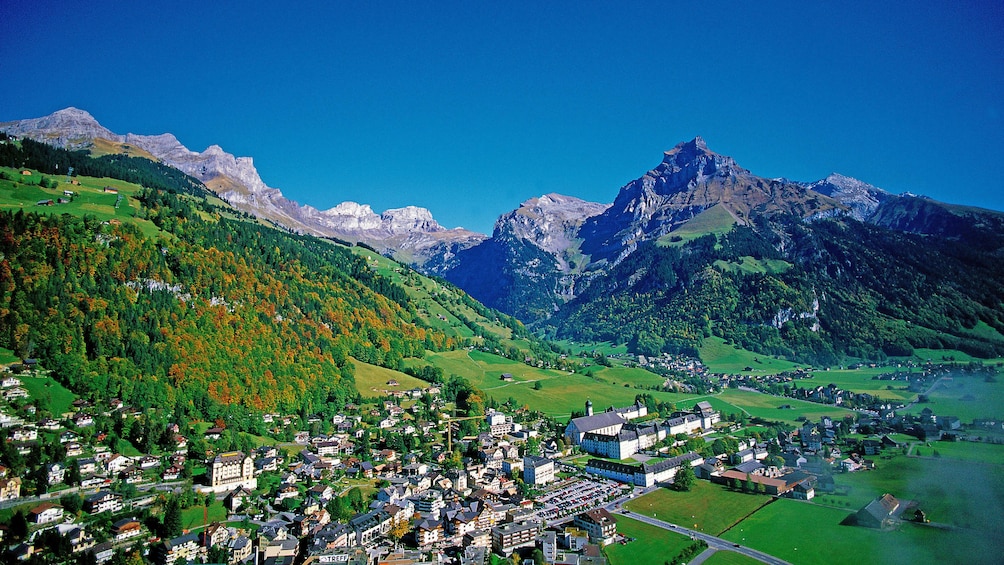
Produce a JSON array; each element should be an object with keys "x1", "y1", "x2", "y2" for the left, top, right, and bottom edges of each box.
[{"x1": 163, "y1": 497, "x2": 182, "y2": 538}]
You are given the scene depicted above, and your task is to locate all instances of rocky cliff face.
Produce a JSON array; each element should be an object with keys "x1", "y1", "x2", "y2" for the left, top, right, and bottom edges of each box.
[
  {"x1": 578, "y1": 137, "x2": 847, "y2": 262},
  {"x1": 441, "y1": 194, "x2": 609, "y2": 320},
  {"x1": 1, "y1": 108, "x2": 485, "y2": 265}
]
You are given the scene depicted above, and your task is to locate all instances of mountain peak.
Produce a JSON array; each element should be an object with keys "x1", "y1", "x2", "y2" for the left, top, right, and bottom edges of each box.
[{"x1": 52, "y1": 107, "x2": 98, "y2": 122}]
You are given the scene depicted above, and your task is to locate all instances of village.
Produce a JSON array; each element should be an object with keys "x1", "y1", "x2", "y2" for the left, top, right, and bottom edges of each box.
[{"x1": 0, "y1": 357, "x2": 994, "y2": 565}]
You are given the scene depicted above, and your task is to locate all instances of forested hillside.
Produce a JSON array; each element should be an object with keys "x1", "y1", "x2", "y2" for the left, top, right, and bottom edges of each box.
[
  {"x1": 0, "y1": 174, "x2": 466, "y2": 430},
  {"x1": 547, "y1": 216, "x2": 1004, "y2": 365}
]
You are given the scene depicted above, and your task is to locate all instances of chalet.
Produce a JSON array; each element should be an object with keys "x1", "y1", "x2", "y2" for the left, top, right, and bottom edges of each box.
[
  {"x1": 36, "y1": 199, "x2": 54, "y2": 206},
  {"x1": 20, "y1": 170, "x2": 32, "y2": 176},
  {"x1": 29, "y1": 502, "x2": 64, "y2": 524},
  {"x1": 162, "y1": 465, "x2": 182, "y2": 481},
  {"x1": 106, "y1": 454, "x2": 132, "y2": 474},
  {"x1": 415, "y1": 518, "x2": 444, "y2": 547},
  {"x1": 102, "y1": 186, "x2": 118, "y2": 194},
  {"x1": 225, "y1": 486, "x2": 253, "y2": 512},
  {"x1": 500, "y1": 373, "x2": 514, "y2": 382},
  {"x1": 0, "y1": 376, "x2": 21, "y2": 388},
  {"x1": 46, "y1": 462, "x2": 66, "y2": 485},
  {"x1": 204, "y1": 427, "x2": 224, "y2": 440},
  {"x1": 111, "y1": 517, "x2": 143, "y2": 541}
]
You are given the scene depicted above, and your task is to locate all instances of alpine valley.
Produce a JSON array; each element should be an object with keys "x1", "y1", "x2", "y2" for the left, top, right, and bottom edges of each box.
[
  {"x1": 4, "y1": 108, "x2": 1004, "y2": 368},
  {"x1": 1, "y1": 108, "x2": 1004, "y2": 565}
]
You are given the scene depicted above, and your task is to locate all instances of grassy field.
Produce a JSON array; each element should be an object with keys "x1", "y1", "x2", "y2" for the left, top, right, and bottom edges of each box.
[
  {"x1": 699, "y1": 337, "x2": 805, "y2": 374},
  {"x1": 810, "y1": 451, "x2": 1004, "y2": 528},
  {"x1": 721, "y1": 498, "x2": 997, "y2": 565},
  {"x1": 923, "y1": 440, "x2": 1004, "y2": 465},
  {"x1": 624, "y1": 481, "x2": 770, "y2": 535},
  {"x1": 181, "y1": 501, "x2": 228, "y2": 531},
  {"x1": 553, "y1": 340, "x2": 629, "y2": 356},
  {"x1": 0, "y1": 166, "x2": 163, "y2": 239},
  {"x1": 414, "y1": 350, "x2": 702, "y2": 419},
  {"x1": 18, "y1": 373, "x2": 77, "y2": 416},
  {"x1": 799, "y1": 367, "x2": 918, "y2": 402},
  {"x1": 0, "y1": 348, "x2": 19, "y2": 365},
  {"x1": 603, "y1": 516, "x2": 692, "y2": 565},
  {"x1": 902, "y1": 373, "x2": 1004, "y2": 421},
  {"x1": 701, "y1": 551, "x2": 764, "y2": 565},
  {"x1": 351, "y1": 359, "x2": 431, "y2": 396},
  {"x1": 713, "y1": 256, "x2": 792, "y2": 275},
  {"x1": 656, "y1": 204, "x2": 737, "y2": 248},
  {"x1": 713, "y1": 388, "x2": 855, "y2": 425}
]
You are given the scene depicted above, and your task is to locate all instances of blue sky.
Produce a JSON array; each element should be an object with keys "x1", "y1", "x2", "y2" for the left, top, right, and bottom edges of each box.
[{"x1": 2, "y1": 1, "x2": 1002, "y2": 234}]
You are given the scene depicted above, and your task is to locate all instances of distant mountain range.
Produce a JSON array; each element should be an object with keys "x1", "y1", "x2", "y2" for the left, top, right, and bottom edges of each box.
[
  {"x1": 0, "y1": 108, "x2": 485, "y2": 266},
  {"x1": 5, "y1": 108, "x2": 1004, "y2": 363}
]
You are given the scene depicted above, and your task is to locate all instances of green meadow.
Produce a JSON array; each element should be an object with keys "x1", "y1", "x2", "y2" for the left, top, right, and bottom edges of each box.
[
  {"x1": 624, "y1": 481, "x2": 770, "y2": 535},
  {"x1": 699, "y1": 337, "x2": 805, "y2": 374},
  {"x1": 351, "y1": 359, "x2": 431, "y2": 396},
  {"x1": 798, "y1": 367, "x2": 918, "y2": 402},
  {"x1": 0, "y1": 166, "x2": 163, "y2": 238},
  {"x1": 901, "y1": 373, "x2": 1004, "y2": 421},
  {"x1": 411, "y1": 350, "x2": 700, "y2": 419},
  {"x1": 603, "y1": 516, "x2": 692, "y2": 565},
  {"x1": 656, "y1": 204, "x2": 737, "y2": 248},
  {"x1": 18, "y1": 373, "x2": 77, "y2": 416},
  {"x1": 717, "y1": 498, "x2": 991, "y2": 565},
  {"x1": 713, "y1": 388, "x2": 854, "y2": 425}
]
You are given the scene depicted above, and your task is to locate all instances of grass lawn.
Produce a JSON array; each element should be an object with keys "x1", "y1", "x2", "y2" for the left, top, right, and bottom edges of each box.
[
  {"x1": 721, "y1": 498, "x2": 997, "y2": 565},
  {"x1": 702, "y1": 551, "x2": 764, "y2": 565},
  {"x1": 624, "y1": 482, "x2": 770, "y2": 535},
  {"x1": 181, "y1": 501, "x2": 228, "y2": 531},
  {"x1": 351, "y1": 359, "x2": 430, "y2": 396},
  {"x1": 699, "y1": 337, "x2": 805, "y2": 374},
  {"x1": 603, "y1": 516, "x2": 692, "y2": 565},
  {"x1": 18, "y1": 373, "x2": 77, "y2": 415},
  {"x1": 587, "y1": 365, "x2": 667, "y2": 389}
]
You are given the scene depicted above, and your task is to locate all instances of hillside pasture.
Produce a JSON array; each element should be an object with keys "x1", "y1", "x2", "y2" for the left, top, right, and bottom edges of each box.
[
  {"x1": 712, "y1": 388, "x2": 854, "y2": 424},
  {"x1": 415, "y1": 350, "x2": 699, "y2": 419},
  {"x1": 351, "y1": 359, "x2": 431, "y2": 396},
  {"x1": 699, "y1": 337, "x2": 805, "y2": 374},
  {"x1": 18, "y1": 373, "x2": 77, "y2": 416},
  {"x1": 799, "y1": 368, "x2": 918, "y2": 402},
  {"x1": 0, "y1": 166, "x2": 162, "y2": 238},
  {"x1": 656, "y1": 204, "x2": 737, "y2": 247}
]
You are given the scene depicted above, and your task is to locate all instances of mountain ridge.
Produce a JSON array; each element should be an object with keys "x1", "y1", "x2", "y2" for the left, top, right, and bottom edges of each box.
[{"x1": 0, "y1": 107, "x2": 485, "y2": 264}]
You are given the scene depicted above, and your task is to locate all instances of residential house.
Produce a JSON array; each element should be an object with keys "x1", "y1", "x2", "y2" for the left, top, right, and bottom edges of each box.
[
  {"x1": 111, "y1": 517, "x2": 143, "y2": 541},
  {"x1": 0, "y1": 476, "x2": 21, "y2": 500},
  {"x1": 29, "y1": 502, "x2": 64, "y2": 524},
  {"x1": 84, "y1": 491, "x2": 123, "y2": 514}
]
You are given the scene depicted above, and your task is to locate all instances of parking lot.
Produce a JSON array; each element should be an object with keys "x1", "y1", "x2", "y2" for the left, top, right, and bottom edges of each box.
[{"x1": 533, "y1": 477, "x2": 626, "y2": 524}]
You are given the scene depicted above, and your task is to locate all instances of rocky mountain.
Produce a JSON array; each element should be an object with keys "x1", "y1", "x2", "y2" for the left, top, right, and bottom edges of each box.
[
  {"x1": 0, "y1": 108, "x2": 485, "y2": 264},
  {"x1": 442, "y1": 194, "x2": 609, "y2": 320},
  {"x1": 440, "y1": 137, "x2": 1004, "y2": 364}
]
